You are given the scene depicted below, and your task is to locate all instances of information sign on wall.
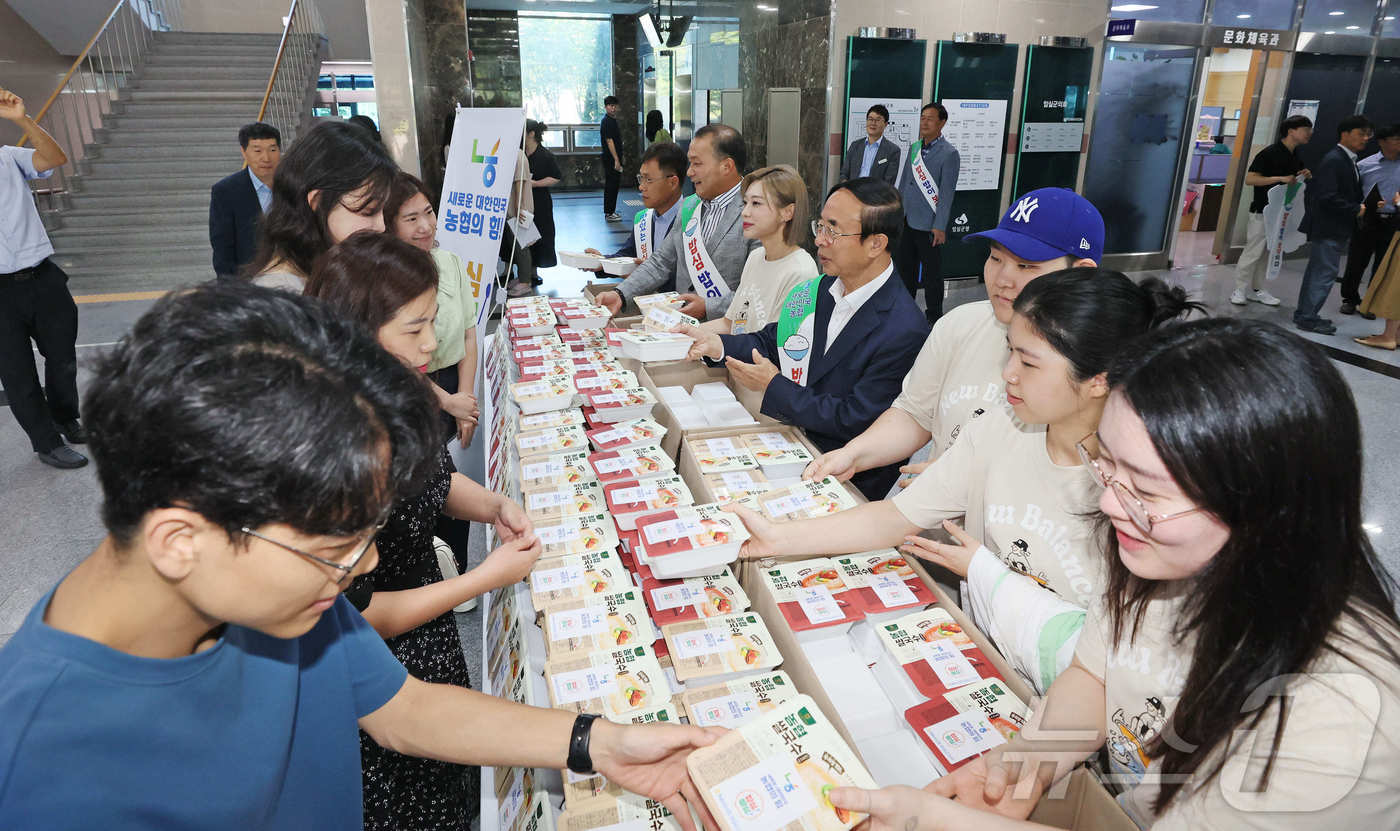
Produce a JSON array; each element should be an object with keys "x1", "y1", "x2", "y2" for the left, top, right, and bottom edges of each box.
[{"x1": 940, "y1": 99, "x2": 1009, "y2": 191}]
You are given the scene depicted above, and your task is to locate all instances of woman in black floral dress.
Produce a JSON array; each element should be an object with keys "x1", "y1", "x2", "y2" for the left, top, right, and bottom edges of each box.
[{"x1": 305, "y1": 233, "x2": 542, "y2": 831}]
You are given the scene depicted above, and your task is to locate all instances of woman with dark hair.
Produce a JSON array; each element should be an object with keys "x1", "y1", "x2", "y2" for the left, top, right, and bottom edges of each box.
[
  {"x1": 646, "y1": 109, "x2": 672, "y2": 145},
  {"x1": 828, "y1": 318, "x2": 1400, "y2": 828},
  {"x1": 735, "y1": 269, "x2": 1200, "y2": 693},
  {"x1": 305, "y1": 232, "x2": 543, "y2": 831},
  {"x1": 245, "y1": 120, "x2": 397, "y2": 290},
  {"x1": 385, "y1": 172, "x2": 479, "y2": 446},
  {"x1": 523, "y1": 119, "x2": 561, "y2": 276}
]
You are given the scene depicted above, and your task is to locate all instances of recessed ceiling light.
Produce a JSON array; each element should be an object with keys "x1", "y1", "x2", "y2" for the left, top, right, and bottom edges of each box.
[
  {"x1": 1109, "y1": 4, "x2": 1159, "y2": 11},
  {"x1": 1236, "y1": 13, "x2": 1251, "y2": 18},
  {"x1": 1346, "y1": 24, "x2": 1360, "y2": 28},
  {"x1": 1329, "y1": 9, "x2": 1345, "y2": 14}
]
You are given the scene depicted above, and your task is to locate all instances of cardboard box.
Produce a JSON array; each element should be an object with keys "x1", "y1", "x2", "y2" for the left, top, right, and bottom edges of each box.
[
  {"x1": 635, "y1": 362, "x2": 777, "y2": 458},
  {"x1": 1028, "y1": 768, "x2": 1138, "y2": 831},
  {"x1": 679, "y1": 425, "x2": 848, "y2": 508}
]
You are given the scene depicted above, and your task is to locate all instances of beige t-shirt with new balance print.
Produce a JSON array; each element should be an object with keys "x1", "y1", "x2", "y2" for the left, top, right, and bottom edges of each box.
[{"x1": 1074, "y1": 592, "x2": 1400, "y2": 828}]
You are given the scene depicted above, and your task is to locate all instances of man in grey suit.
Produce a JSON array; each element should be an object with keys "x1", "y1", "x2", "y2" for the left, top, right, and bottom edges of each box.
[
  {"x1": 599, "y1": 124, "x2": 757, "y2": 321},
  {"x1": 896, "y1": 101, "x2": 960, "y2": 324},
  {"x1": 840, "y1": 104, "x2": 900, "y2": 185}
]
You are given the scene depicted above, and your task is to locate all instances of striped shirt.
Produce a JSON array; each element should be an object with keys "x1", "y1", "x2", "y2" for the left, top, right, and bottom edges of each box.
[{"x1": 700, "y1": 181, "x2": 743, "y2": 238}]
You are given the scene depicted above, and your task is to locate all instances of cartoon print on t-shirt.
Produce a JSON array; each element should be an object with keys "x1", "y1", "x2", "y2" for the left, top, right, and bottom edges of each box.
[
  {"x1": 947, "y1": 407, "x2": 986, "y2": 444},
  {"x1": 1003, "y1": 538, "x2": 1050, "y2": 589},
  {"x1": 1107, "y1": 697, "x2": 1166, "y2": 775}
]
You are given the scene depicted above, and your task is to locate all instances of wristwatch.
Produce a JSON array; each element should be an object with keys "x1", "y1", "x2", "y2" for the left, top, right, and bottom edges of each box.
[{"x1": 567, "y1": 713, "x2": 600, "y2": 774}]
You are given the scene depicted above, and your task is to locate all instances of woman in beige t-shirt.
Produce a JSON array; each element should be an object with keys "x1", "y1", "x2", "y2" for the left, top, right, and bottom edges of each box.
[
  {"x1": 735, "y1": 269, "x2": 1197, "y2": 692},
  {"x1": 827, "y1": 319, "x2": 1400, "y2": 830},
  {"x1": 696, "y1": 164, "x2": 817, "y2": 336}
]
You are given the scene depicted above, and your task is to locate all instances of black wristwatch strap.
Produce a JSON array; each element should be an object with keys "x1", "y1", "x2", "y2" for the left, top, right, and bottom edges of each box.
[{"x1": 567, "y1": 713, "x2": 600, "y2": 774}]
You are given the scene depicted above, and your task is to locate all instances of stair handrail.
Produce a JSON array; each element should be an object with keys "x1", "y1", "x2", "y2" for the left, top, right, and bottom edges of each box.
[
  {"x1": 17, "y1": 0, "x2": 169, "y2": 213},
  {"x1": 255, "y1": 0, "x2": 326, "y2": 145}
]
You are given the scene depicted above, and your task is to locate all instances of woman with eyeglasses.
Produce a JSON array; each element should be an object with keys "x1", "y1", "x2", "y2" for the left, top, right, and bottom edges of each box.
[
  {"x1": 305, "y1": 232, "x2": 542, "y2": 831},
  {"x1": 827, "y1": 318, "x2": 1400, "y2": 829},
  {"x1": 732, "y1": 268, "x2": 1199, "y2": 693}
]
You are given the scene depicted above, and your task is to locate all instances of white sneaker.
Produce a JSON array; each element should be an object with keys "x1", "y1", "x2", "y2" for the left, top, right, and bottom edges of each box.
[
  {"x1": 1229, "y1": 289, "x2": 1247, "y2": 305},
  {"x1": 433, "y1": 536, "x2": 479, "y2": 613},
  {"x1": 1249, "y1": 289, "x2": 1282, "y2": 306}
]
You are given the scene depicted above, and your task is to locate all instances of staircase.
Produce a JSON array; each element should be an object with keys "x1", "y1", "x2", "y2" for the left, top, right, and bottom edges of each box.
[{"x1": 46, "y1": 31, "x2": 283, "y2": 294}]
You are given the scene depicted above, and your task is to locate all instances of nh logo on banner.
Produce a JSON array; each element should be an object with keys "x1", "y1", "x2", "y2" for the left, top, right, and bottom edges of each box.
[
  {"x1": 470, "y1": 139, "x2": 502, "y2": 186},
  {"x1": 1010, "y1": 197, "x2": 1040, "y2": 223},
  {"x1": 439, "y1": 107, "x2": 524, "y2": 330}
]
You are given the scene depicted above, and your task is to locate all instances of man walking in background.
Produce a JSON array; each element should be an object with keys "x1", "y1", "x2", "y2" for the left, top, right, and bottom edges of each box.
[
  {"x1": 1340, "y1": 123, "x2": 1400, "y2": 318},
  {"x1": 896, "y1": 102, "x2": 959, "y2": 324},
  {"x1": 601, "y1": 95, "x2": 624, "y2": 221},
  {"x1": 1295, "y1": 114, "x2": 1372, "y2": 335},
  {"x1": 841, "y1": 104, "x2": 900, "y2": 186},
  {"x1": 0, "y1": 87, "x2": 86, "y2": 469},
  {"x1": 1231, "y1": 114, "x2": 1310, "y2": 307},
  {"x1": 210, "y1": 122, "x2": 281, "y2": 280}
]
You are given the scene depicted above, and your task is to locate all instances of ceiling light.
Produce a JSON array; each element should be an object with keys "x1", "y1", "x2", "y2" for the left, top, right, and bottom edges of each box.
[
  {"x1": 1346, "y1": 24, "x2": 1360, "y2": 28},
  {"x1": 1109, "y1": 4, "x2": 1159, "y2": 11},
  {"x1": 1329, "y1": 9, "x2": 1345, "y2": 14},
  {"x1": 1236, "y1": 13, "x2": 1251, "y2": 18}
]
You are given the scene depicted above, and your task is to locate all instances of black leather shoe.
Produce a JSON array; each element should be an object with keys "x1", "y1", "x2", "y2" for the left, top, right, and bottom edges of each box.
[
  {"x1": 59, "y1": 419, "x2": 88, "y2": 444},
  {"x1": 1340, "y1": 302, "x2": 1357, "y2": 315},
  {"x1": 1361, "y1": 310, "x2": 1377, "y2": 320},
  {"x1": 37, "y1": 445, "x2": 88, "y2": 469}
]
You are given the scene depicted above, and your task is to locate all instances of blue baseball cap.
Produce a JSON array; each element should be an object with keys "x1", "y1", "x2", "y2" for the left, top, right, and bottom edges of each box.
[{"x1": 966, "y1": 188, "x2": 1105, "y2": 264}]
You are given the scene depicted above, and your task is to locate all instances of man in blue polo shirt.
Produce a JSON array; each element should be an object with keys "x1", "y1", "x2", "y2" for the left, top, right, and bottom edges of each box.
[{"x1": 0, "y1": 284, "x2": 720, "y2": 830}]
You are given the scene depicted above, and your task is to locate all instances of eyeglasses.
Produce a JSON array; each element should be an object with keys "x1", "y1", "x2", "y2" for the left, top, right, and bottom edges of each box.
[
  {"x1": 811, "y1": 220, "x2": 862, "y2": 241},
  {"x1": 241, "y1": 518, "x2": 389, "y2": 585},
  {"x1": 636, "y1": 173, "x2": 675, "y2": 186},
  {"x1": 1075, "y1": 434, "x2": 1202, "y2": 537}
]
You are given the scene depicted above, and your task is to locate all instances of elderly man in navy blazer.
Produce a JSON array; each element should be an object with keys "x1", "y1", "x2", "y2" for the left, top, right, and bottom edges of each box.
[
  {"x1": 209, "y1": 122, "x2": 280, "y2": 280},
  {"x1": 840, "y1": 104, "x2": 901, "y2": 186},
  {"x1": 683, "y1": 178, "x2": 928, "y2": 499}
]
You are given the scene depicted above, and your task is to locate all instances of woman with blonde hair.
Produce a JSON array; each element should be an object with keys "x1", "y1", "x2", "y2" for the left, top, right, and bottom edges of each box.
[{"x1": 697, "y1": 164, "x2": 818, "y2": 335}]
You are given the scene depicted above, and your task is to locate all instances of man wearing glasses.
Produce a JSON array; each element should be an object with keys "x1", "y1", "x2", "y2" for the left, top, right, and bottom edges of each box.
[
  {"x1": 585, "y1": 141, "x2": 686, "y2": 269},
  {"x1": 681, "y1": 178, "x2": 928, "y2": 499},
  {"x1": 0, "y1": 284, "x2": 721, "y2": 830},
  {"x1": 840, "y1": 104, "x2": 901, "y2": 186}
]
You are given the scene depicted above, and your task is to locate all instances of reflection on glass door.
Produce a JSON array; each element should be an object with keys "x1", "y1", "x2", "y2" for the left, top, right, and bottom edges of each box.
[
  {"x1": 1083, "y1": 43, "x2": 1200, "y2": 260},
  {"x1": 1223, "y1": 50, "x2": 1293, "y2": 258}
]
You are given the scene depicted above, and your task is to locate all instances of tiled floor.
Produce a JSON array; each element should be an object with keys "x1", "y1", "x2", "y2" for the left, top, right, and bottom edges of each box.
[{"x1": 3, "y1": 187, "x2": 1398, "y2": 660}]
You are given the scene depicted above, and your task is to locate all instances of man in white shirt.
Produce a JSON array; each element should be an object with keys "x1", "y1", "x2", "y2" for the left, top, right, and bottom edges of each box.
[
  {"x1": 0, "y1": 86, "x2": 87, "y2": 470},
  {"x1": 682, "y1": 178, "x2": 928, "y2": 498},
  {"x1": 804, "y1": 187, "x2": 1104, "y2": 488}
]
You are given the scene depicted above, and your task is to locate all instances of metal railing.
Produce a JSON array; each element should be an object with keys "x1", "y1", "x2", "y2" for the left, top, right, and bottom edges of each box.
[
  {"x1": 20, "y1": 0, "x2": 170, "y2": 212},
  {"x1": 256, "y1": 0, "x2": 328, "y2": 146}
]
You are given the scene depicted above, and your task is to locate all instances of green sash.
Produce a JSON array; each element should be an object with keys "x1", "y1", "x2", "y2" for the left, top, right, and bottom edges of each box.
[{"x1": 774, "y1": 276, "x2": 823, "y2": 387}]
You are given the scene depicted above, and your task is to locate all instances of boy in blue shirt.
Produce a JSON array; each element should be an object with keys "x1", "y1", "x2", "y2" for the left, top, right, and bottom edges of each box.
[{"x1": 0, "y1": 284, "x2": 719, "y2": 830}]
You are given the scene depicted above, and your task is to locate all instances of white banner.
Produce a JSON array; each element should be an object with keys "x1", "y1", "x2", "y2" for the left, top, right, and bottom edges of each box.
[
  {"x1": 438, "y1": 107, "x2": 525, "y2": 486},
  {"x1": 438, "y1": 106, "x2": 526, "y2": 332}
]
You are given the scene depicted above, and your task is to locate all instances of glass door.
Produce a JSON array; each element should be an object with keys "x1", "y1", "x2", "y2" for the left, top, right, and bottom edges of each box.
[
  {"x1": 1219, "y1": 49, "x2": 1294, "y2": 261},
  {"x1": 1083, "y1": 42, "x2": 1202, "y2": 269}
]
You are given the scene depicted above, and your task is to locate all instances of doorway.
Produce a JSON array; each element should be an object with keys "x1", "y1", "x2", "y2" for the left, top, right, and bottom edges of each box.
[{"x1": 1169, "y1": 47, "x2": 1285, "y2": 268}]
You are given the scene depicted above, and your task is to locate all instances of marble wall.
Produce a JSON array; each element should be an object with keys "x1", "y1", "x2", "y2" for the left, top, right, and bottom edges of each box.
[{"x1": 737, "y1": 0, "x2": 834, "y2": 211}]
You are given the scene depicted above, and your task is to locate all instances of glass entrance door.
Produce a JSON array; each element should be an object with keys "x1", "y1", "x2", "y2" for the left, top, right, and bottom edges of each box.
[{"x1": 1083, "y1": 42, "x2": 1201, "y2": 269}]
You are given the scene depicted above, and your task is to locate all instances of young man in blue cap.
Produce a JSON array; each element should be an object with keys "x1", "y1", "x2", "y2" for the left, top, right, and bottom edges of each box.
[{"x1": 804, "y1": 187, "x2": 1104, "y2": 489}]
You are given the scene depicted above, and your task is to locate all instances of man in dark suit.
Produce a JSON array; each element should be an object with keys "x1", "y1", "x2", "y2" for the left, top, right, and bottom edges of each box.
[
  {"x1": 840, "y1": 104, "x2": 900, "y2": 186},
  {"x1": 1295, "y1": 115, "x2": 1372, "y2": 334},
  {"x1": 209, "y1": 122, "x2": 281, "y2": 280},
  {"x1": 682, "y1": 178, "x2": 928, "y2": 499}
]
